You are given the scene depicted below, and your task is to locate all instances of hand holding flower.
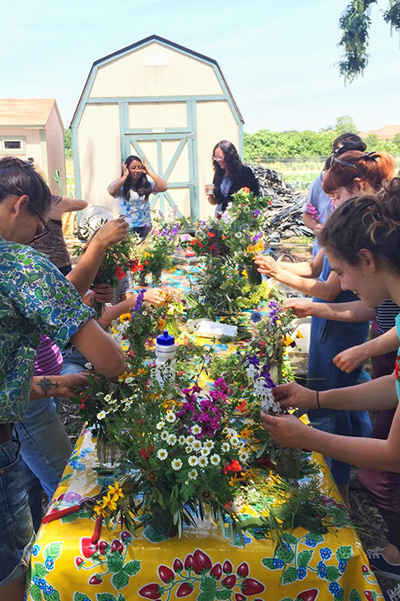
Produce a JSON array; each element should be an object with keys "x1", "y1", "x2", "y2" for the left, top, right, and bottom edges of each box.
[
  {"x1": 254, "y1": 254, "x2": 281, "y2": 278},
  {"x1": 260, "y1": 412, "x2": 309, "y2": 448}
]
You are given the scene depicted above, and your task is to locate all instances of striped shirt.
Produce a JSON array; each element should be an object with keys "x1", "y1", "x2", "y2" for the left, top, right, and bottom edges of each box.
[
  {"x1": 34, "y1": 334, "x2": 63, "y2": 376},
  {"x1": 376, "y1": 299, "x2": 400, "y2": 335}
]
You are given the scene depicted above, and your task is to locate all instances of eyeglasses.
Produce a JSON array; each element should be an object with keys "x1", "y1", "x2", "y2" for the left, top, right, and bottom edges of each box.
[
  {"x1": 129, "y1": 167, "x2": 144, "y2": 172},
  {"x1": 30, "y1": 211, "x2": 50, "y2": 243},
  {"x1": 213, "y1": 156, "x2": 224, "y2": 162},
  {"x1": 327, "y1": 155, "x2": 365, "y2": 178}
]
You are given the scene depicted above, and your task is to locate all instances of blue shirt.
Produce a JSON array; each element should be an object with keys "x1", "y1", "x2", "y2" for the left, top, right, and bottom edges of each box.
[
  {"x1": 303, "y1": 174, "x2": 334, "y2": 257},
  {"x1": 0, "y1": 237, "x2": 94, "y2": 423}
]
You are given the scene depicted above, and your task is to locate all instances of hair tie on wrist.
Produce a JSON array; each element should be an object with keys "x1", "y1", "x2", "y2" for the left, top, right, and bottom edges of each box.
[{"x1": 316, "y1": 390, "x2": 321, "y2": 409}]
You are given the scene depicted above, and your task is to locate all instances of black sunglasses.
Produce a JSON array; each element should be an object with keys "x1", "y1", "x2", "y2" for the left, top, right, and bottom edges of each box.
[
  {"x1": 30, "y1": 210, "x2": 50, "y2": 243},
  {"x1": 327, "y1": 155, "x2": 366, "y2": 178}
]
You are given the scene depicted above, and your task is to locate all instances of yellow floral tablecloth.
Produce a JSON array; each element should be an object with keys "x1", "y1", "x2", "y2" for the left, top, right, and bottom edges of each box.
[{"x1": 27, "y1": 428, "x2": 383, "y2": 601}]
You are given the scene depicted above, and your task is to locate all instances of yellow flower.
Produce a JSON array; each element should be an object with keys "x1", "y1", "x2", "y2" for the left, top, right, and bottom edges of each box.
[
  {"x1": 94, "y1": 504, "x2": 107, "y2": 517},
  {"x1": 102, "y1": 492, "x2": 117, "y2": 512},
  {"x1": 246, "y1": 244, "x2": 253, "y2": 254},
  {"x1": 119, "y1": 313, "x2": 132, "y2": 323},
  {"x1": 254, "y1": 241, "x2": 264, "y2": 253},
  {"x1": 157, "y1": 318, "x2": 166, "y2": 331},
  {"x1": 282, "y1": 334, "x2": 294, "y2": 347},
  {"x1": 118, "y1": 371, "x2": 128, "y2": 382},
  {"x1": 296, "y1": 330, "x2": 304, "y2": 339},
  {"x1": 108, "y1": 481, "x2": 125, "y2": 500},
  {"x1": 242, "y1": 270, "x2": 248, "y2": 279}
]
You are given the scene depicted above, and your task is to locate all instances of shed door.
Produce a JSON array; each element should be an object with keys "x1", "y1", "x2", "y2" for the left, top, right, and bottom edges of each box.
[{"x1": 124, "y1": 101, "x2": 198, "y2": 219}]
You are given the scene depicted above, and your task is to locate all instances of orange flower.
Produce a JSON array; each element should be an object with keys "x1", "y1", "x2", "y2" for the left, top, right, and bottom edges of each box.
[{"x1": 115, "y1": 266, "x2": 126, "y2": 280}]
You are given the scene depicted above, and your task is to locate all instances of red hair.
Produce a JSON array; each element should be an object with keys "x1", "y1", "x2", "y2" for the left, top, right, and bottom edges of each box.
[{"x1": 323, "y1": 150, "x2": 396, "y2": 195}]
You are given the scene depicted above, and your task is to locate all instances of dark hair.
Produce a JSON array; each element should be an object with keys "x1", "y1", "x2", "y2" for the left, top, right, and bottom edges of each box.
[
  {"x1": 122, "y1": 155, "x2": 152, "y2": 201},
  {"x1": 0, "y1": 156, "x2": 51, "y2": 216},
  {"x1": 323, "y1": 133, "x2": 367, "y2": 171},
  {"x1": 212, "y1": 140, "x2": 243, "y2": 179},
  {"x1": 323, "y1": 150, "x2": 396, "y2": 195},
  {"x1": 320, "y1": 177, "x2": 400, "y2": 274}
]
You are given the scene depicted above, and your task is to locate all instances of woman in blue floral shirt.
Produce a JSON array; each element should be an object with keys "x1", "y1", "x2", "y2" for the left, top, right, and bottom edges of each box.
[
  {"x1": 107, "y1": 155, "x2": 167, "y2": 239},
  {"x1": 0, "y1": 157, "x2": 126, "y2": 601}
]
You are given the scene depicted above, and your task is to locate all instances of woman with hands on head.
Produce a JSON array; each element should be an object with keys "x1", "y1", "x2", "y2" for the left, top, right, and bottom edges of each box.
[
  {"x1": 108, "y1": 155, "x2": 167, "y2": 239},
  {"x1": 262, "y1": 178, "x2": 400, "y2": 588}
]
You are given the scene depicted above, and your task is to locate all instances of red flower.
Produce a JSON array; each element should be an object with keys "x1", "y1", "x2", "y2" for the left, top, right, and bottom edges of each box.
[
  {"x1": 115, "y1": 266, "x2": 127, "y2": 280},
  {"x1": 139, "y1": 445, "x2": 154, "y2": 460},
  {"x1": 236, "y1": 401, "x2": 247, "y2": 413},
  {"x1": 222, "y1": 459, "x2": 242, "y2": 474},
  {"x1": 208, "y1": 232, "x2": 216, "y2": 238},
  {"x1": 242, "y1": 187, "x2": 250, "y2": 194}
]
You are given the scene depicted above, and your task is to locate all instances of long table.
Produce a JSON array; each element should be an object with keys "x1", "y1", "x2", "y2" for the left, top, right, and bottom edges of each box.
[{"x1": 27, "y1": 267, "x2": 383, "y2": 600}]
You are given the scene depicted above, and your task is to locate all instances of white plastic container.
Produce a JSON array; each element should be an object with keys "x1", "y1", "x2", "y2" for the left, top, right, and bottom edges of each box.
[
  {"x1": 291, "y1": 317, "x2": 311, "y2": 354},
  {"x1": 155, "y1": 330, "x2": 176, "y2": 387}
]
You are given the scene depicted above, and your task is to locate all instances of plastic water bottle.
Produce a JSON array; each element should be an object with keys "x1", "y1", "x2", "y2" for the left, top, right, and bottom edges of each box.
[{"x1": 155, "y1": 330, "x2": 176, "y2": 387}]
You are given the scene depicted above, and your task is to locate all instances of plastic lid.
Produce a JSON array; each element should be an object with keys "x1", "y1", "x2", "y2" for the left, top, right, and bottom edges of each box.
[{"x1": 156, "y1": 330, "x2": 175, "y2": 346}]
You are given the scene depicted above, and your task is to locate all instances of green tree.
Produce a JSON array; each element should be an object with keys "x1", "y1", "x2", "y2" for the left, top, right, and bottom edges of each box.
[
  {"x1": 334, "y1": 115, "x2": 358, "y2": 134},
  {"x1": 64, "y1": 129, "x2": 72, "y2": 158},
  {"x1": 338, "y1": 0, "x2": 400, "y2": 82}
]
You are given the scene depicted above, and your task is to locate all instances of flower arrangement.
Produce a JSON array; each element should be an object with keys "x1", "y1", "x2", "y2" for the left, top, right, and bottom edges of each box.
[
  {"x1": 134, "y1": 221, "x2": 179, "y2": 285},
  {"x1": 179, "y1": 188, "x2": 276, "y2": 316},
  {"x1": 73, "y1": 229, "x2": 140, "y2": 315}
]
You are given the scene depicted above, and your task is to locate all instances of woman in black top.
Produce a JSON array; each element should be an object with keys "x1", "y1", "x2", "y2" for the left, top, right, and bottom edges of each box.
[{"x1": 206, "y1": 140, "x2": 259, "y2": 214}]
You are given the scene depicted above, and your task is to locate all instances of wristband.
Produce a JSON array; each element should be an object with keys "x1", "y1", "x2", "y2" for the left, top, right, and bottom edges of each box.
[{"x1": 316, "y1": 390, "x2": 321, "y2": 409}]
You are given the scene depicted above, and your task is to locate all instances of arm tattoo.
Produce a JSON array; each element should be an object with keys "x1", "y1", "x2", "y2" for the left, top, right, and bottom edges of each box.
[{"x1": 38, "y1": 377, "x2": 60, "y2": 395}]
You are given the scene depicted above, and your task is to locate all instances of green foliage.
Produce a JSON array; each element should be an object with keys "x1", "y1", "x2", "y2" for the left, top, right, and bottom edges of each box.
[
  {"x1": 64, "y1": 129, "x2": 72, "y2": 158},
  {"x1": 337, "y1": 0, "x2": 400, "y2": 82},
  {"x1": 334, "y1": 114, "x2": 358, "y2": 134}
]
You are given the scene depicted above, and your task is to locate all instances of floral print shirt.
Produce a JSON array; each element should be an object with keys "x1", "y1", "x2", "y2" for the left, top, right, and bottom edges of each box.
[
  {"x1": 0, "y1": 237, "x2": 95, "y2": 423},
  {"x1": 118, "y1": 180, "x2": 154, "y2": 229}
]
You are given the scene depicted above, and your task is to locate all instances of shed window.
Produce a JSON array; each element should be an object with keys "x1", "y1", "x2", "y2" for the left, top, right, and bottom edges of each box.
[
  {"x1": 0, "y1": 136, "x2": 26, "y2": 154},
  {"x1": 4, "y1": 140, "x2": 22, "y2": 149}
]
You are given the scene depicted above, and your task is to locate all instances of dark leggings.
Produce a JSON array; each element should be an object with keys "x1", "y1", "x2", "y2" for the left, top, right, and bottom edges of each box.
[{"x1": 358, "y1": 350, "x2": 400, "y2": 551}]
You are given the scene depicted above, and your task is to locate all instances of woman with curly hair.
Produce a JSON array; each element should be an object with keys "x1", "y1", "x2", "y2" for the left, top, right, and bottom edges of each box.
[
  {"x1": 108, "y1": 155, "x2": 167, "y2": 239},
  {"x1": 206, "y1": 140, "x2": 259, "y2": 215}
]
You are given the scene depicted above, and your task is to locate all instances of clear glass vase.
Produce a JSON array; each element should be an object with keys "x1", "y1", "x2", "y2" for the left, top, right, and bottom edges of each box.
[{"x1": 96, "y1": 437, "x2": 121, "y2": 468}]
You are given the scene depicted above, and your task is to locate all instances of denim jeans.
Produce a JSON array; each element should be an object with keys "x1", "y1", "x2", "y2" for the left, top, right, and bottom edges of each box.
[
  {"x1": 61, "y1": 346, "x2": 88, "y2": 375},
  {"x1": 14, "y1": 397, "x2": 72, "y2": 531},
  {"x1": 0, "y1": 438, "x2": 33, "y2": 585}
]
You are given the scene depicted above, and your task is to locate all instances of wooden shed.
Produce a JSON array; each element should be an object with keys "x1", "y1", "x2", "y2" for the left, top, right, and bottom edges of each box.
[
  {"x1": 0, "y1": 98, "x2": 66, "y2": 195},
  {"x1": 71, "y1": 35, "x2": 243, "y2": 220}
]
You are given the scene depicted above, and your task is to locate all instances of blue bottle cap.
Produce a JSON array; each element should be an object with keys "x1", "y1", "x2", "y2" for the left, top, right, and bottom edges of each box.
[{"x1": 156, "y1": 330, "x2": 175, "y2": 346}]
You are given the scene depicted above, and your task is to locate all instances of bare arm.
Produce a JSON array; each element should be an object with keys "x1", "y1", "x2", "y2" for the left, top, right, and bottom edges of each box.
[
  {"x1": 67, "y1": 219, "x2": 129, "y2": 297},
  {"x1": 98, "y1": 288, "x2": 164, "y2": 328},
  {"x1": 107, "y1": 162, "x2": 129, "y2": 198},
  {"x1": 143, "y1": 159, "x2": 167, "y2": 193},
  {"x1": 273, "y1": 374, "x2": 398, "y2": 413},
  {"x1": 30, "y1": 373, "x2": 89, "y2": 400},
  {"x1": 334, "y1": 325, "x2": 399, "y2": 373},
  {"x1": 261, "y1": 406, "x2": 400, "y2": 472},
  {"x1": 70, "y1": 319, "x2": 125, "y2": 377},
  {"x1": 302, "y1": 211, "x2": 323, "y2": 236},
  {"x1": 285, "y1": 298, "x2": 375, "y2": 321},
  {"x1": 255, "y1": 254, "x2": 342, "y2": 301},
  {"x1": 50, "y1": 197, "x2": 88, "y2": 219},
  {"x1": 255, "y1": 248, "x2": 324, "y2": 278}
]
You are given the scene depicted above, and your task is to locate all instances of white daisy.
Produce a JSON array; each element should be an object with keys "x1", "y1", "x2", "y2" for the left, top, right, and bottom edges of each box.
[
  {"x1": 167, "y1": 434, "x2": 177, "y2": 446},
  {"x1": 200, "y1": 447, "x2": 210, "y2": 457},
  {"x1": 210, "y1": 454, "x2": 221, "y2": 465},
  {"x1": 157, "y1": 449, "x2": 168, "y2": 460},
  {"x1": 186, "y1": 435, "x2": 195, "y2": 445},
  {"x1": 239, "y1": 451, "x2": 250, "y2": 462},
  {"x1": 161, "y1": 431, "x2": 169, "y2": 441},
  {"x1": 97, "y1": 410, "x2": 107, "y2": 420},
  {"x1": 165, "y1": 412, "x2": 176, "y2": 423},
  {"x1": 198, "y1": 456, "x2": 208, "y2": 467},
  {"x1": 188, "y1": 456, "x2": 198, "y2": 466},
  {"x1": 188, "y1": 469, "x2": 198, "y2": 480},
  {"x1": 204, "y1": 440, "x2": 215, "y2": 450},
  {"x1": 221, "y1": 442, "x2": 230, "y2": 452},
  {"x1": 192, "y1": 425, "x2": 202, "y2": 435},
  {"x1": 230, "y1": 437, "x2": 239, "y2": 447},
  {"x1": 185, "y1": 446, "x2": 192, "y2": 454},
  {"x1": 192, "y1": 440, "x2": 202, "y2": 451},
  {"x1": 171, "y1": 458, "x2": 183, "y2": 471},
  {"x1": 178, "y1": 435, "x2": 186, "y2": 445},
  {"x1": 156, "y1": 421, "x2": 165, "y2": 430},
  {"x1": 104, "y1": 394, "x2": 112, "y2": 402}
]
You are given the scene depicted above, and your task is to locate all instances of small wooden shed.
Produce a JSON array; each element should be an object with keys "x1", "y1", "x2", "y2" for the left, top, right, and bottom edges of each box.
[
  {"x1": 0, "y1": 98, "x2": 66, "y2": 195},
  {"x1": 71, "y1": 35, "x2": 243, "y2": 220}
]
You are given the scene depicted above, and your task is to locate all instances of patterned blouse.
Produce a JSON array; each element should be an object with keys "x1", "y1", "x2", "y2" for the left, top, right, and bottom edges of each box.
[{"x1": 0, "y1": 237, "x2": 94, "y2": 423}]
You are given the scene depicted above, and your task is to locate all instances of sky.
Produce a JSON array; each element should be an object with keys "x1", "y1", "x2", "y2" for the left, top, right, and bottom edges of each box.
[{"x1": 1, "y1": 0, "x2": 399, "y2": 134}]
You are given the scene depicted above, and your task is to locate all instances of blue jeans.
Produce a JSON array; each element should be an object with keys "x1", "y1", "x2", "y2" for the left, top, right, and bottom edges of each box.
[
  {"x1": 14, "y1": 397, "x2": 72, "y2": 531},
  {"x1": 0, "y1": 438, "x2": 33, "y2": 585},
  {"x1": 61, "y1": 346, "x2": 88, "y2": 375}
]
